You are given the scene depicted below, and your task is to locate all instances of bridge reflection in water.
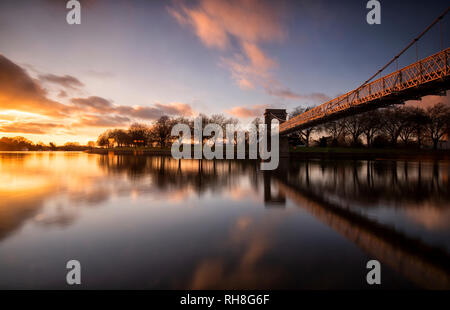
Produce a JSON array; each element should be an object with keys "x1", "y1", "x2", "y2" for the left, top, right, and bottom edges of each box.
[
  {"x1": 1, "y1": 153, "x2": 449, "y2": 289},
  {"x1": 264, "y1": 160, "x2": 450, "y2": 289}
]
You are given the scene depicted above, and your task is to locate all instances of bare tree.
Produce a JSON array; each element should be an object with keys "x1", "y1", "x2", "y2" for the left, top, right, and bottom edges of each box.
[
  {"x1": 109, "y1": 129, "x2": 130, "y2": 147},
  {"x1": 359, "y1": 110, "x2": 382, "y2": 147},
  {"x1": 398, "y1": 107, "x2": 416, "y2": 145},
  {"x1": 381, "y1": 107, "x2": 404, "y2": 145},
  {"x1": 343, "y1": 115, "x2": 364, "y2": 146},
  {"x1": 96, "y1": 131, "x2": 110, "y2": 148},
  {"x1": 409, "y1": 107, "x2": 429, "y2": 148},
  {"x1": 128, "y1": 123, "x2": 150, "y2": 147},
  {"x1": 323, "y1": 119, "x2": 346, "y2": 145},
  {"x1": 150, "y1": 116, "x2": 174, "y2": 148},
  {"x1": 425, "y1": 103, "x2": 450, "y2": 150},
  {"x1": 289, "y1": 106, "x2": 316, "y2": 146}
]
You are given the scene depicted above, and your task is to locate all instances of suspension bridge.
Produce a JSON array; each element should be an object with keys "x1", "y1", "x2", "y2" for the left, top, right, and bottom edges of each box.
[{"x1": 265, "y1": 8, "x2": 450, "y2": 137}]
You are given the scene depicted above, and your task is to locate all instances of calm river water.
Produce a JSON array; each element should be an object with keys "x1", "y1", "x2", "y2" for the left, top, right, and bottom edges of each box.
[{"x1": 0, "y1": 152, "x2": 449, "y2": 289}]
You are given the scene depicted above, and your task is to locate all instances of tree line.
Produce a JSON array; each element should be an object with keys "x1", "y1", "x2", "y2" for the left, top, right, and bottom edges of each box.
[
  {"x1": 0, "y1": 136, "x2": 94, "y2": 151},
  {"x1": 288, "y1": 103, "x2": 450, "y2": 150},
  {"x1": 97, "y1": 103, "x2": 449, "y2": 150},
  {"x1": 96, "y1": 114, "x2": 239, "y2": 148},
  {"x1": 2, "y1": 103, "x2": 446, "y2": 152}
]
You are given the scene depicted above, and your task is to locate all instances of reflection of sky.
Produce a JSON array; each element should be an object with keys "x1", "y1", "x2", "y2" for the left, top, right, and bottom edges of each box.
[
  {"x1": 287, "y1": 160, "x2": 450, "y2": 251},
  {"x1": 0, "y1": 0, "x2": 448, "y2": 143},
  {"x1": 1, "y1": 152, "x2": 449, "y2": 288}
]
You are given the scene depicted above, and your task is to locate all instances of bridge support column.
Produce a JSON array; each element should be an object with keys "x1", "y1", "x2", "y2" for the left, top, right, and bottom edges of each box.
[
  {"x1": 280, "y1": 135, "x2": 290, "y2": 158},
  {"x1": 264, "y1": 109, "x2": 289, "y2": 158}
]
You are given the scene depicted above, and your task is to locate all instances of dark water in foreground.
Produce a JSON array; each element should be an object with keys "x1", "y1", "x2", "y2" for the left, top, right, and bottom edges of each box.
[{"x1": 0, "y1": 152, "x2": 449, "y2": 289}]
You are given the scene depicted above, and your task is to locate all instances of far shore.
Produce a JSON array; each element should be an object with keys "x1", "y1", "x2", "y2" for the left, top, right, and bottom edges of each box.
[{"x1": 84, "y1": 147, "x2": 450, "y2": 160}]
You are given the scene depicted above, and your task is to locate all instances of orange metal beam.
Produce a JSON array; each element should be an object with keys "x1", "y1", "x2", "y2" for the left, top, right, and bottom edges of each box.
[{"x1": 280, "y1": 48, "x2": 450, "y2": 135}]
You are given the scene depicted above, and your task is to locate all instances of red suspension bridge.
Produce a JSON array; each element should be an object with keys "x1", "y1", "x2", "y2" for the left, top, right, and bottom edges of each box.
[{"x1": 265, "y1": 8, "x2": 450, "y2": 136}]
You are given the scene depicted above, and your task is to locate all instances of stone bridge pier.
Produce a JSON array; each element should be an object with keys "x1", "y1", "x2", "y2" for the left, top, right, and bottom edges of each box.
[{"x1": 264, "y1": 109, "x2": 290, "y2": 158}]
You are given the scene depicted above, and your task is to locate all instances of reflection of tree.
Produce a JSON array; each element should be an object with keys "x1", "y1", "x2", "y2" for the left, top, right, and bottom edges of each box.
[
  {"x1": 286, "y1": 160, "x2": 450, "y2": 208},
  {"x1": 97, "y1": 155, "x2": 259, "y2": 196},
  {"x1": 275, "y1": 178, "x2": 450, "y2": 289}
]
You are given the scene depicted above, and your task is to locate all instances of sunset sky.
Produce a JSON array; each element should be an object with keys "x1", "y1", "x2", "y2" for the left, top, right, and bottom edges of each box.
[{"x1": 0, "y1": 0, "x2": 449, "y2": 144}]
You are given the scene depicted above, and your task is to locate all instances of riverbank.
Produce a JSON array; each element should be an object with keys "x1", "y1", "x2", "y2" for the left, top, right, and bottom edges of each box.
[
  {"x1": 86, "y1": 147, "x2": 450, "y2": 160},
  {"x1": 86, "y1": 147, "x2": 172, "y2": 156},
  {"x1": 290, "y1": 147, "x2": 450, "y2": 160}
]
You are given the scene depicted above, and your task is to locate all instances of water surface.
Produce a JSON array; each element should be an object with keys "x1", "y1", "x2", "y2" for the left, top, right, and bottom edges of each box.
[{"x1": 0, "y1": 152, "x2": 449, "y2": 289}]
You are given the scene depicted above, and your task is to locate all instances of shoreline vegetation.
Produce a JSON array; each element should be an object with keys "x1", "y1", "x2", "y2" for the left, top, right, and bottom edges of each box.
[
  {"x1": 0, "y1": 143, "x2": 447, "y2": 160},
  {"x1": 84, "y1": 146, "x2": 450, "y2": 161},
  {"x1": 1, "y1": 103, "x2": 449, "y2": 160}
]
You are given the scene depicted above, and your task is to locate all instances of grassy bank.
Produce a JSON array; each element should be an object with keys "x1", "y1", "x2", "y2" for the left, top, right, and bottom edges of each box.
[
  {"x1": 86, "y1": 146, "x2": 450, "y2": 160},
  {"x1": 86, "y1": 147, "x2": 172, "y2": 155},
  {"x1": 290, "y1": 147, "x2": 450, "y2": 160}
]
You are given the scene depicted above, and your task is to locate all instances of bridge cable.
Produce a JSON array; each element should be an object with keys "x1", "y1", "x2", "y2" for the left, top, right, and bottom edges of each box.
[
  {"x1": 269, "y1": 112, "x2": 286, "y2": 122},
  {"x1": 287, "y1": 7, "x2": 449, "y2": 130},
  {"x1": 356, "y1": 6, "x2": 449, "y2": 92}
]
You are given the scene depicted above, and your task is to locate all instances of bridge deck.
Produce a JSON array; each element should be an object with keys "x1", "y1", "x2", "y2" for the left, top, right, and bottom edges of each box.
[{"x1": 280, "y1": 48, "x2": 450, "y2": 135}]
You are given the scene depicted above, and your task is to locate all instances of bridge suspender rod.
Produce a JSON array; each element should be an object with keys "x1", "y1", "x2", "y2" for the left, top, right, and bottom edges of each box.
[{"x1": 357, "y1": 6, "x2": 449, "y2": 91}]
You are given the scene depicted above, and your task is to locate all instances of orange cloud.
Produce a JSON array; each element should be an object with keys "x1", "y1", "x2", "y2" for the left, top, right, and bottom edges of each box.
[
  {"x1": 406, "y1": 92, "x2": 450, "y2": 109},
  {"x1": 0, "y1": 54, "x2": 195, "y2": 139},
  {"x1": 0, "y1": 54, "x2": 70, "y2": 117},
  {"x1": 168, "y1": 0, "x2": 285, "y2": 49},
  {"x1": 169, "y1": 0, "x2": 304, "y2": 100},
  {"x1": 226, "y1": 104, "x2": 268, "y2": 118},
  {"x1": 39, "y1": 74, "x2": 84, "y2": 90},
  {"x1": 0, "y1": 122, "x2": 68, "y2": 134}
]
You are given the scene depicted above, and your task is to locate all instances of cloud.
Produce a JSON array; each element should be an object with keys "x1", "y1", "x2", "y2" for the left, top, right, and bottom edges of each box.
[
  {"x1": 263, "y1": 84, "x2": 300, "y2": 100},
  {"x1": 39, "y1": 74, "x2": 84, "y2": 89},
  {"x1": 0, "y1": 54, "x2": 69, "y2": 117},
  {"x1": 44, "y1": 0, "x2": 97, "y2": 9},
  {"x1": 78, "y1": 115, "x2": 131, "y2": 127},
  {"x1": 406, "y1": 92, "x2": 450, "y2": 109},
  {"x1": 85, "y1": 70, "x2": 115, "y2": 79},
  {"x1": 71, "y1": 96, "x2": 114, "y2": 111},
  {"x1": 226, "y1": 104, "x2": 268, "y2": 118},
  {"x1": 0, "y1": 122, "x2": 67, "y2": 134},
  {"x1": 221, "y1": 42, "x2": 278, "y2": 90},
  {"x1": 0, "y1": 54, "x2": 196, "y2": 137},
  {"x1": 71, "y1": 96, "x2": 195, "y2": 119},
  {"x1": 155, "y1": 102, "x2": 194, "y2": 116},
  {"x1": 116, "y1": 102, "x2": 194, "y2": 119},
  {"x1": 169, "y1": 0, "x2": 305, "y2": 100},
  {"x1": 58, "y1": 90, "x2": 68, "y2": 98},
  {"x1": 168, "y1": 0, "x2": 285, "y2": 50},
  {"x1": 264, "y1": 84, "x2": 330, "y2": 102},
  {"x1": 168, "y1": 4, "x2": 230, "y2": 49}
]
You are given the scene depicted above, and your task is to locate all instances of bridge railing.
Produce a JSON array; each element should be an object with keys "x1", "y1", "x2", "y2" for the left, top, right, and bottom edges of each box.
[{"x1": 280, "y1": 48, "x2": 450, "y2": 133}]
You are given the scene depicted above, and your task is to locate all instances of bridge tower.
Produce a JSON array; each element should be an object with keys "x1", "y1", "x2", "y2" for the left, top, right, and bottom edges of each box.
[{"x1": 264, "y1": 109, "x2": 290, "y2": 158}]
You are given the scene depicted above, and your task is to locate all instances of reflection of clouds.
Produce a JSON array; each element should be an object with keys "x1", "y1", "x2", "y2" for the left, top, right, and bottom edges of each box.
[
  {"x1": 166, "y1": 187, "x2": 193, "y2": 203},
  {"x1": 34, "y1": 207, "x2": 77, "y2": 228},
  {"x1": 67, "y1": 187, "x2": 111, "y2": 206},
  {"x1": 188, "y1": 214, "x2": 286, "y2": 289},
  {"x1": 405, "y1": 205, "x2": 450, "y2": 231},
  {"x1": 190, "y1": 259, "x2": 225, "y2": 289},
  {"x1": 228, "y1": 187, "x2": 259, "y2": 202},
  {"x1": 235, "y1": 216, "x2": 252, "y2": 231},
  {"x1": 0, "y1": 189, "x2": 47, "y2": 241},
  {"x1": 0, "y1": 153, "x2": 257, "y2": 242}
]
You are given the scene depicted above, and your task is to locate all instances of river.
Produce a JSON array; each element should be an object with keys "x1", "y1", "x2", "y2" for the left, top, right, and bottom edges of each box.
[{"x1": 0, "y1": 152, "x2": 449, "y2": 289}]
